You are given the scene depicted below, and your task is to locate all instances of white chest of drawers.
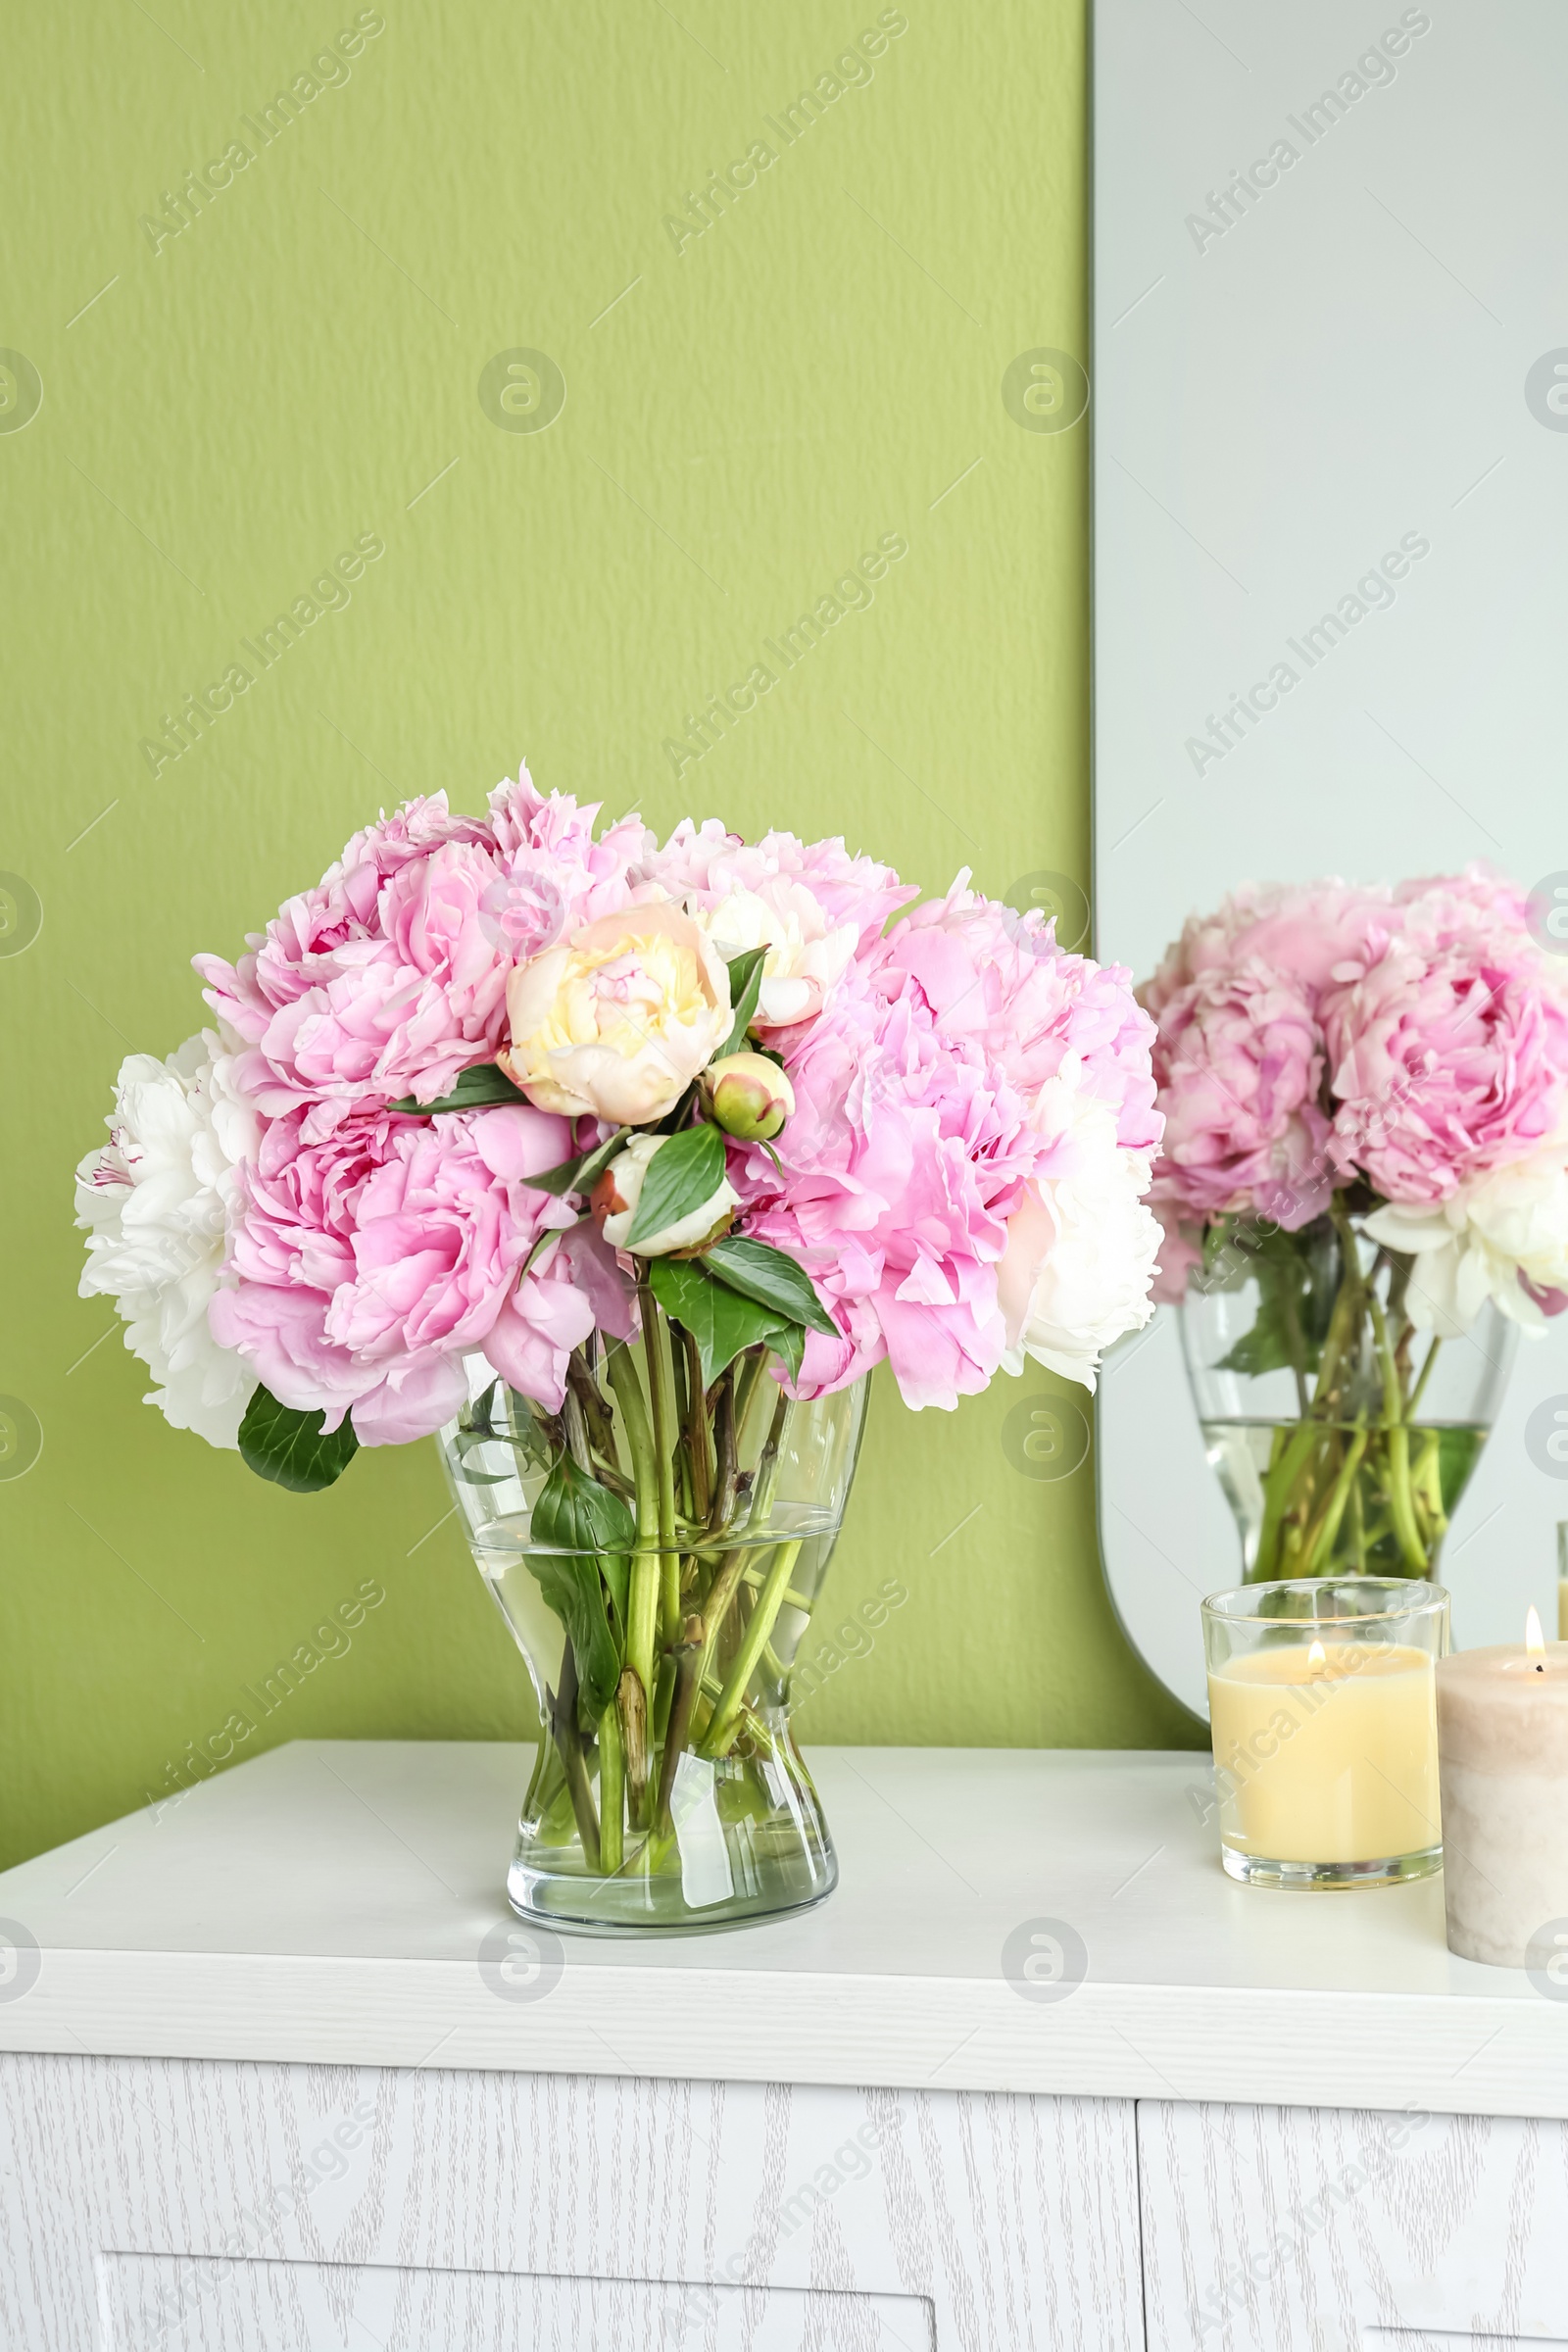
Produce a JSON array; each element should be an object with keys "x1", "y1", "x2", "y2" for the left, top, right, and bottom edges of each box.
[{"x1": 1, "y1": 1742, "x2": 1564, "y2": 2349}]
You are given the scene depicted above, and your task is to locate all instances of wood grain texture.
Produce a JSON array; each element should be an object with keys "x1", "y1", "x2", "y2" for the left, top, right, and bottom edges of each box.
[
  {"x1": 1139, "y1": 2100, "x2": 1568, "y2": 2351},
  {"x1": 99, "y1": 2253, "x2": 936, "y2": 2351},
  {"x1": 0, "y1": 2055, "x2": 1142, "y2": 2350}
]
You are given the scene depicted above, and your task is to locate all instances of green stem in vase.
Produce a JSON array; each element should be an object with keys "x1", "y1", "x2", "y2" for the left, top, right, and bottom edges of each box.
[
  {"x1": 597, "y1": 1695, "x2": 624, "y2": 1874},
  {"x1": 567, "y1": 1348, "x2": 621, "y2": 1472},
  {"x1": 1317, "y1": 1200, "x2": 1366, "y2": 1406},
  {"x1": 1302, "y1": 1420, "x2": 1367, "y2": 1573},
  {"x1": 520, "y1": 1721, "x2": 565, "y2": 1824},
  {"x1": 550, "y1": 1641, "x2": 601, "y2": 1872},
  {"x1": 750, "y1": 1388, "x2": 792, "y2": 1517},
  {"x1": 738, "y1": 1558, "x2": 814, "y2": 1611},
  {"x1": 607, "y1": 1338, "x2": 660, "y2": 1701},
  {"x1": 1278, "y1": 1275, "x2": 1310, "y2": 1420},
  {"x1": 733, "y1": 1344, "x2": 767, "y2": 1446},
  {"x1": 1349, "y1": 1467, "x2": 1367, "y2": 1570},
  {"x1": 637, "y1": 1278, "x2": 682, "y2": 1642},
  {"x1": 1411, "y1": 1427, "x2": 1447, "y2": 1547},
  {"x1": 615, "y1": 1663, "x2": 651, "y2": 1833},
  {"x1": 562, "y1": 1382, "x2": 594, "y2": 1474},
  {"x1": 699, "y1": 1539, "x2": 804, "y2": 1759},
  {"x1": 1367, "y1": 1290, "x2": 1428, "y2": 1573},
  {"x1": 1250, "y1": 1203, "x2": 1379, "y2": 1581},
  {"x1": 1407, "y1": 1336, "x2": 1443, "y2": 1420},
  {"x1": 1253, "y1": 1418, "x2": 1327, "y2": 1580},
  {"x1": 654, "y1": 1615, "x2": 705, "y2": 1831},
  {"x1": 680, "y1": 1325, "x2": 712, "y2": 1523},
  {"x1": 707, "y1": 1364, "x2": 739, "y2": 1536}
]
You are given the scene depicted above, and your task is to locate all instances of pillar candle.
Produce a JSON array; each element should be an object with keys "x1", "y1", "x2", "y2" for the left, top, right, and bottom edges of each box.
[{"x1": 1436, "y1": 1623, "x2": 1568, "y2": 1967}]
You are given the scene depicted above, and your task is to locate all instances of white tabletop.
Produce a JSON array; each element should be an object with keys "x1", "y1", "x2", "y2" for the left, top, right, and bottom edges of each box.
[{"x1": 0, "y1": 1741, "x2": 1562, "y2": 2120}]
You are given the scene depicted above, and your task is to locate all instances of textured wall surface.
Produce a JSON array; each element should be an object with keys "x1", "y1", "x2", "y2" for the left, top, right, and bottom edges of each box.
[{"x1": 1, "y1": 0, "x2": 1198, "y2": 1870}]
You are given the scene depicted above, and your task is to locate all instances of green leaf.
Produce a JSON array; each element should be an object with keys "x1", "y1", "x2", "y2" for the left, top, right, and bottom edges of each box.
[
  {"x1": 1213, "y1": 1295, "x2": 1299, "y2": 1379},
  {"x1": 521, "y1": 1127, "x2": 629, "y2": 1200},
  {"x1": 527, "y1": 1454, "x2": 632, "y2": 1715},
  {"x1": 704, "y1": 1235, "x2": 837, "y2": 1337},
  {"x1": 532, "y1": 1450, "x2": 637, "y2": 1556},
  {"x1": 717, "y1": 947, "x2": 767, "y2": 1057},
  {"x1": 648, "y1": 1255, "x2": 798, "y2": 1386},
  {"x1": 389, "y1": 1062, "x2": 528, "y2": 1115},
  {"x1": 626, "y1": 1121, "x2": 727, "y2": 1248},
  {"x1": 769, "y1": 1316, "x2": 805, "y2": 1382},
  {"x1": 238, "y1": 1385, "x2": 360, "y2": 1494},
  {"x1": 1211, "y1": 1233, "x2": 1328, "y2": 1381}
]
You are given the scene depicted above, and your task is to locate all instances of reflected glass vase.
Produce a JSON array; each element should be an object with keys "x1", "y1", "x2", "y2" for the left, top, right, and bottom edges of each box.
[
  {"x1": 440, "y1": 1324, "x2": 867, "y2": 1935},
  {"x1": 1181, "y1": 1210, "x2": 1516, "y2": 1584}
]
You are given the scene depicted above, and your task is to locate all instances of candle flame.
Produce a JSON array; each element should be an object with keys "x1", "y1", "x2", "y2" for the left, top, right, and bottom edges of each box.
[
  {"x1": 1527, "y1": 1605, "x2": 1547, "y2": 1658},
  {"x1": 1308, "y1": 1639, "x2": 1326, "y2": 1670}
]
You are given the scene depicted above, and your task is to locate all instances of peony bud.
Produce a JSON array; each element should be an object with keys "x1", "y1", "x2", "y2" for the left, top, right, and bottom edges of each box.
[
  {"x1": 705, "y1": 1052, "x2": 795, "y2": 1143},
  {"x1": 591, "y1": 1132, "x2": 738, "y2": 1257}
]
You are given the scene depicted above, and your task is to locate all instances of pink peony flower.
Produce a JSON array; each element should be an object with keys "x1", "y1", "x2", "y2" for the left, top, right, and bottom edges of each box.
[
  {"x1": 210, "y1": 1102, "x2": 589, "y2": 1441},
  {"x1": 651, "y1": 821, "x2": 915, "y2": 946},
  {"x1": 197, "y1": 793, "x2": 511, "y2": 1123},
  {"x1": 731, "y1": 965, "x2": 1024, "y2": 1408},
  {"x1": 486, "y1": 764, "x2": 652, "y2": 957},
  {"x1": 1392, "y1": 862, "x2": 1534, "y2": 943},
  {"x1": 649, "y1": 822, "x2": 916, "y2": 1029},
  {"x1": 730, "y1": 882, "x2": 1162, "y2": 1405},
  {"x1": 1147, "y1": 1199, "x2": 1204, "y2": 1307},
  {"x1": 1147, "y1": 960, "x2": 1342, "y2": 1231},
  {"x1": 1324, "y1": 911, "x2": 1568, "y2": 1204},
  {"x1": 1142, "y1": 878, "x2": 1391, "y2": 1017},
  {"x1": 196, "y1": 768, "x2": 654, "y2": 1129},
  {"x1": 871, "y1": 877, "x2": 1162, "y2": 1153}
]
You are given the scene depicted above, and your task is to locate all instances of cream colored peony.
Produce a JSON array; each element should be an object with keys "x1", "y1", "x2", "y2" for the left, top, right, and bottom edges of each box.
[
  {"x1": 700, "y1": 883, "x2": 858, "y2": 1031},
  {"x1": 997, "y1": 1075, "x2": 1162, "y2": 1390},
  {"x1": 1364, "y1": 1130, "x2": 1568, "y2": 1337},
  {"x1": 501, "y1": 902, "x2": 732, "y2": 1124},
  {"x1": 74, "y1": 1030, "x2": 259, "y2": 1446}
]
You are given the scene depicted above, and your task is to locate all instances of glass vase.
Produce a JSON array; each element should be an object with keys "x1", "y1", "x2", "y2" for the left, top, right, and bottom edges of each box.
[
  {"x1": 440, "y1": 1318, "x2": 868, "y2": 1934},
  {"x1": 1181, "y1": 1207, "x2": 1515, "y2": 1584}
]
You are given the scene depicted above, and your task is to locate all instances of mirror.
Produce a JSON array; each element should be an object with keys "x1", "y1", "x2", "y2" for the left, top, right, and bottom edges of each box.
[{"x1": 1092, "y1": 0, "x2": 1568, "y2": 1718}]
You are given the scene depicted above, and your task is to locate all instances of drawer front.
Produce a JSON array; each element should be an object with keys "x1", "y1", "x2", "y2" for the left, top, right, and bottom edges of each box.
[
  {"x1": 0, "y1": 2054, "x2": 1142, "y2": 2350},
  {"x1": 1139, "y1": 2100, "x2": 1568, "y2": 2351},
  {"x1": 99, "y1": 2251, "x2": 934, "y2": 2350}
]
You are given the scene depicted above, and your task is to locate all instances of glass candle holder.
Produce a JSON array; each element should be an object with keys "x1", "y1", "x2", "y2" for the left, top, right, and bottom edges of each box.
[{"x1": 1202, "y1": 1578, "x2": 1448, "y2": 1889}]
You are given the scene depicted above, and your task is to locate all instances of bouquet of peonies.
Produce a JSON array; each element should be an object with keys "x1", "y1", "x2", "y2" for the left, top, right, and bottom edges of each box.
[
  {"x1": 77, "y1": 766, "x2": 1165, "y2": 1923},
  {"x1": 76, "y1": 766, "x2": 1165, "y2": 1486},
  {"x1": 1143, "y1": 868, "x2": 1568, "y2": 1581}
]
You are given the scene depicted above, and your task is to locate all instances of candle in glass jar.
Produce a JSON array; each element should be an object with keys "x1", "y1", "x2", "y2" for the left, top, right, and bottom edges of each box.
[
  {"x1": 1209, "y1": 1640, "x2": 1441, "y2": 1868},
  {"x1": 1436, "y1": 1610, "x2": 1568, "y2": 1968}
]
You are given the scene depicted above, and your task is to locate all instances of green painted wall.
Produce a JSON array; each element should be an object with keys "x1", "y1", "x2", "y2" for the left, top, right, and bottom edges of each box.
[{"x1": 1, "y1": 0, "x2": 1199, "y2": 1872}]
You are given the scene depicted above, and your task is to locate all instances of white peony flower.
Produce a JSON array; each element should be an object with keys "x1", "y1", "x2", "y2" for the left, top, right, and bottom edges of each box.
[
  {"x1": 997, "y1": 1077, "x2": 1163, "y2": 1391},
  {"x1": 1364, "y1": 1131, "x2": 1568, "y2": 1339},
  {"x1": 700, "y1": 882, "x2": 858, "y2": 1031},
  {"x1": 75, "y1": 1030, "x2": 260, "y2": 1446},
  {"x1": 590, "y1": 1131, "x2": 738, "y2": 1258}
]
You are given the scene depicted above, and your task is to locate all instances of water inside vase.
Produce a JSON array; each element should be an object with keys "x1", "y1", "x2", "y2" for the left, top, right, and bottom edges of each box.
[
  {"x1": 1200, "y1": 1416, "x2": 1489, "y2": 1581},
  {"x1": 474, "y1": 1518, "x2": 843, "y2": 1931}
]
